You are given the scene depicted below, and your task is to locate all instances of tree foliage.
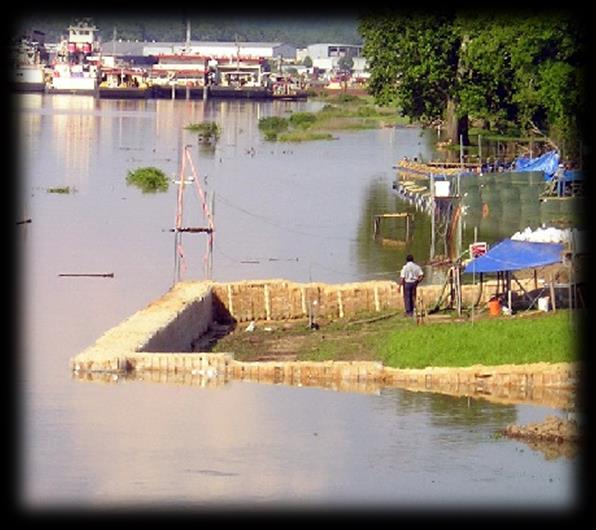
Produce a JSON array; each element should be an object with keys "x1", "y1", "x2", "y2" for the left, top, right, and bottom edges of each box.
[
  {"x1": 358, "y1": 10, "x2": 585, "y2": 155},
  {"x1": 359, "y1": 11, "x2": 460, "y2": 122},
  {"x1": 337, "y1": 55, "x2": 354, "y2": 73}
]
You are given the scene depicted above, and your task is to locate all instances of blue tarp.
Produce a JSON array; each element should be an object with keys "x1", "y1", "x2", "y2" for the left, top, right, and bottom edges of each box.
[
  {"x1": 463, "y1": 239, "x2": 563, "y2": 274},
  {"x1": 560, "y1": 169, "x2": 583, "y2": 182},
  {"x1": 513, "y1": 150, "x2": 560, "y2": 180}
]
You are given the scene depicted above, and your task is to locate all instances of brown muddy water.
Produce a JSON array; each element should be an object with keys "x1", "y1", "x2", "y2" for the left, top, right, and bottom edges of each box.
[{"x1": 15, "y1": 94, "x2": 581, "y2": 512}]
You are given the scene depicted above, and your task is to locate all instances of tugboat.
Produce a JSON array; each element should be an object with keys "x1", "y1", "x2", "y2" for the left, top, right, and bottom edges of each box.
[{"x1": 46, "y1": 18, "x2": 101, "y2": 95}]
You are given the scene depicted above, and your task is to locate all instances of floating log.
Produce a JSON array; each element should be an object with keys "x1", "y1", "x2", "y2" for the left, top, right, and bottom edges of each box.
[
  {"x1": 168, "y1": 227, "x2": 213, "y2": 233},
  {"x1": 58, "y1": 273, "x2": 115, "y2": 278}
]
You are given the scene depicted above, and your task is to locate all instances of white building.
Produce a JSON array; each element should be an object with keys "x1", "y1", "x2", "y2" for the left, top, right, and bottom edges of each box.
[
  {"x1": 143, "y1": 41, "x2": 296, "y2": 60},
  {"x1": 302, "y1": 43, "x2": 367, "y2": 77}
]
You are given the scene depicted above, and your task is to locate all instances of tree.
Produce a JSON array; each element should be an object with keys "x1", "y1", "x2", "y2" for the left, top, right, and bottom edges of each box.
[
  {"x1": 337, "y1": 55, "x2": 354, "y2": 74},
  {"x1": 507, "y1": 15, "x2": 583, "y2": 157},
  {"x1": 359, "y1": 11, "x2": 468, "y2": 145},
  {"x1": 359, "y1": 11, "x2": 585, "y2": 155},
  {"x1": 455, "y1": 16, "x2": 518, "y2": 133},
  {"x1": 302, "y1": 55, "x2": 313, "y2": 68}
]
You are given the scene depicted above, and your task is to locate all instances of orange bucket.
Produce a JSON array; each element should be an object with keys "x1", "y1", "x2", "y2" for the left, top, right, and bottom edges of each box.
[{"x1": 488, "y1": 298, "x2": 501, "y2": 316}]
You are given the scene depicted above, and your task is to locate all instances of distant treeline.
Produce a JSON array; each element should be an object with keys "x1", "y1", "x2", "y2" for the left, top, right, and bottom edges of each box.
[{"x1": 13, "y1": 13, "x2": 363, "y2": 47}]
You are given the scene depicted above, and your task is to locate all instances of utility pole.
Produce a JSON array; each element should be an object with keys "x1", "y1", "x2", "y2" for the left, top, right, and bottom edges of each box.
[{"x1": 172, "y1": 145, "x2": 214, "y2": 285}]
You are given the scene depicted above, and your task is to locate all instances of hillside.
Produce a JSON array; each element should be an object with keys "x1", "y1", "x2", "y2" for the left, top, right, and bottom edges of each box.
[{"x1": 12, "y1": 11, "x2": 363, "y2": 47}]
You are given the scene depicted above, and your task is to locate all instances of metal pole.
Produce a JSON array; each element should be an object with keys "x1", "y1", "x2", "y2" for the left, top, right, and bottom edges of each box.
[
  {"x1": 472, "y1": 227, "x2": 477, "y2": 323},
  {"x1": 458, "y1": 134, "x2": 463, "y2": 196},
  {"x1": 459, "y1": 134, "x2": 463, "y2": 165},
  {"x1": 507, "y1": 271, "x2": 512, "y2": 315},
  {"x1": 430, "y1": 173, "x2": 435, "y2": 260}
]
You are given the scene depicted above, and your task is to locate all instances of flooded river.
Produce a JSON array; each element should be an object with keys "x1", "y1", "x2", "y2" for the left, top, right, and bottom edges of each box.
[{"x1": 15, "y1": 94, "x2": 580, "y2": 512}]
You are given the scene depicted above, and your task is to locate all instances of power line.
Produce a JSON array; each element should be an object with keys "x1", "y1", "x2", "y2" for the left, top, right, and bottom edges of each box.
[{"x1": 215, "y1": 193, "x2": 361, "y2": 243}]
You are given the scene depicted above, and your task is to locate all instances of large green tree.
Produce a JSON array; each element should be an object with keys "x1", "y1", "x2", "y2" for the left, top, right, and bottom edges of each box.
[
  {"x1": 359, "y1": 10, "x2": 585, "y2": 156},
  {"x1": 359, "y1": 10, "x2": 468, "y2": 145},
  {"x1": 457, "y1": 13, "x2": 583, "y2": 155}
]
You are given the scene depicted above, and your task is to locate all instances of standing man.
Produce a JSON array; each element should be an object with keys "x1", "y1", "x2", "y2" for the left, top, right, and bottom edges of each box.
[{"x1": 398, "y1": 254, "x2": 424, "y2": 317}]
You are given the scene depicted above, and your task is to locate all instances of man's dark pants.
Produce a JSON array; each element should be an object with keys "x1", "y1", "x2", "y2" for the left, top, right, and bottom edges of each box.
[{"x1": 403, "y1": 281, "x2": 417, "y2": 316}]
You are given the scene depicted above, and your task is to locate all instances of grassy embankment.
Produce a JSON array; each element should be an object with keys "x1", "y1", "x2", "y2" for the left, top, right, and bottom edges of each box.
[
  {"x1": 212, "y1": 309, "x2": 579, "y2": 368},
  {"x1": 258, "y1": 94, "x2": 411, "y2": 142}
]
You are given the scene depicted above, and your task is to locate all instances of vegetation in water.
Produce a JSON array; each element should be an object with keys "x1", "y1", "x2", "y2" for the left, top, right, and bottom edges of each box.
[
  {"x1": 258, "y1": 116, "x2": 290, "y2": 141},
  {"x1": 126, "y1": 166, "x2": 169, "y2": 193},
  {"x1": 184, "y1": 121, "x2": 221, "y2": 142},
  {"x1": 46, "y1": 186, "x2": 73, "y2": 194},
  {"x1": 278, "y1": 130, "x2": 335, "y2": 142},
  {"x1": 258, "y1": 98, "x2": 410, "y2": 142}
]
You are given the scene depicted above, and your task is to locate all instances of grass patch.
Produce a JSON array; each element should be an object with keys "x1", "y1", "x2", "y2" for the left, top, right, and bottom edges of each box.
[
  {"x1": 212, "y1": 310, "x2": 579, "y2": 368},
  {"x1": 126, "y1": 166, "x2": 169, "y2": 193},
  {"x1": 258, "y1": 99, "x2": 410, "y2": 142},
  {"x1": 379, "y1": 311, "x2": 577, "y2": 368},
  {"x1": 288, "y1": 111, "x2": 317, "y2": 129},
  {"x1": 278, "y1": 130, "x2": 335, "y2": 142}
]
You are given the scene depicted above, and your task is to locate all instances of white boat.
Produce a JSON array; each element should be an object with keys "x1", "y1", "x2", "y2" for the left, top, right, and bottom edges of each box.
[
  {"x1": 11, "y1": 37, "x2": 47, "y2": 92},
  {"x1": 46, "y1": 62, "x2": 99, "y2": 94},
  {"x1": 14, "y1": 64, "x2": 46, "y2": 92}
]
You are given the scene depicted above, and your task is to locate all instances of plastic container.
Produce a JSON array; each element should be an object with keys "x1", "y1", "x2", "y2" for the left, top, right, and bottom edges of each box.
[
  {"x1": 434, "y1": 180, "x2": 451, "y2": 197},
  {"x1": 538, "y1": 296, "x2": 550, "y2": 312},
  {"x1": 488, "y1": 298, "x2": 501, "y2": 316}
]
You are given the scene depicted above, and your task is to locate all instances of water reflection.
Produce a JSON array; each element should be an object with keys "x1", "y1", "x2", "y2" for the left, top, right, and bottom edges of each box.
[
  {"x1": 460, "y1": 171, "x2": 583, "y2": 245},
  {"x1": 357, "y1": 166, "x2": 582, "y2": 285}
]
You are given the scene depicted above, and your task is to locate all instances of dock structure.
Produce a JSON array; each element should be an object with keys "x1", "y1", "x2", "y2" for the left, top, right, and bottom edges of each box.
[
  {"x1": 372, "y1": 212, "x2": 413, "y2": 241},
  {"x1": 392, "y1": 180, "x2": 432, "y2": 211},
  {"x1": 397, "y1": 158, "x2": 477, "y2": 179},
  {"x1": 70, "y1": 279, "x2": 579, "y2": 407}
]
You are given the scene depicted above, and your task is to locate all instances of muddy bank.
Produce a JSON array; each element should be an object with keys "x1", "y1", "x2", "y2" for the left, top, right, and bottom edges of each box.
[
  {"x1": 503, "y1": 414, "x2": 580, "y2": 443},
  {"x1": 501, "y1": 415, "x2": 582, "y2": 460}
]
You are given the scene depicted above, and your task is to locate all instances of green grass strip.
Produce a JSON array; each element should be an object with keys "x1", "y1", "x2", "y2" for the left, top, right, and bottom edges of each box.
[{"x1": 379, "y1": 311, "x2": 578, "y2": 369}]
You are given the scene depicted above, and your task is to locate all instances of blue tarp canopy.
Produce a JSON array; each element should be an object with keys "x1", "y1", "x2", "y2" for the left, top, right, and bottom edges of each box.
[
  {"x1": 513, "y1": 150, "x2": 560, "y2": 180},
  {"x1": 463, "y1": 239, "x2": 563, "y2": 274}
]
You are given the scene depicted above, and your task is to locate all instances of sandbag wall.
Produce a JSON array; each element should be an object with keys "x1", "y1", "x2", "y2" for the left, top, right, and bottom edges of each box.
[
  {"x1": 209, "y1": 279, "x2": 509, "y2": 323},
  {"x1": 210, "y1": 280, "x2": 401, "y2": 322}
]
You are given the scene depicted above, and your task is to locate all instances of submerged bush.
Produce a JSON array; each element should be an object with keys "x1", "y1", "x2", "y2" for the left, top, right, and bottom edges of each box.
[
  {"x1": 288, "y1": 111, "x2": 317, "y2": 129},
  {"x1": 184, "y1": 121, "x2": 221, "y2": 142},
  {"x1": 126, "y1": 167, "x2": 169, "y2": 193},
  {"x1": 47, "y1": 186, "x2": 72, "y2": 194},
  {"x1": 258, "y1": 116, "x2": 289, "y2": 140}
]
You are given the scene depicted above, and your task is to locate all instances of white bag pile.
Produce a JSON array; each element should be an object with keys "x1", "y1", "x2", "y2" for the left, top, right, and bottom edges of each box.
[{"x1": 511, "y1": 226, "x2": 585, "y2": 252}]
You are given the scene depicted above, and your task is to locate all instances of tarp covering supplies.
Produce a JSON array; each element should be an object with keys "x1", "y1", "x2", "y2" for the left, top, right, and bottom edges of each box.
[
  {"x1": 463, "y1": 238, "x2": 563, "y2": 274},
  {"x1": 513, "y1": 150, "x2": 560, "y2": 180}
]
